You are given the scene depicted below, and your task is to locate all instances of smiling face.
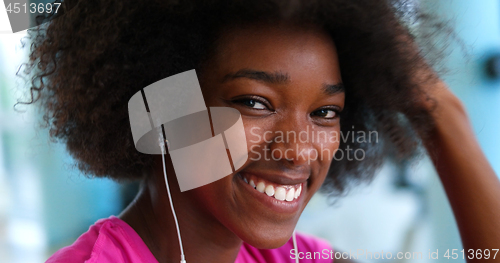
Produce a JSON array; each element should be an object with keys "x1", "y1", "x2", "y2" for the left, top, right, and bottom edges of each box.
[{"x1": 188, "y1": 23, "x2": 344, "y2": 248}]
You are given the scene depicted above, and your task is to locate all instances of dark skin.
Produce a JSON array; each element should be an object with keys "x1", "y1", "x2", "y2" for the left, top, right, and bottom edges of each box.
[
  {"x1": 121, "y1": 23, "x2": 500, "y2": 263},
  {"x1": 121, "y1": 24, "x2": 344, "y2": 263}
]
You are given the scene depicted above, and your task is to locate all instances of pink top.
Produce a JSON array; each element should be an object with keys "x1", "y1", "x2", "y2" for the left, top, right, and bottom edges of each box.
[{"x1": 46, "y1": 216, "x2": 334, "y2": 263}]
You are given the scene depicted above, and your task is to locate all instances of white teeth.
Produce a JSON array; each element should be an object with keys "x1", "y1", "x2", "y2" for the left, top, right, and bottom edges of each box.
[
  {"x1": 286, "y1": 188, "x2": 295, "y2": 201},
  {"x1": 295, "y1": 184, "x2": 302, "y2": 199},
  {"x1": 243, "y1": 176, "x2": 303, "y2": 201},
  {"x1": 274, "y1": 187, "x2": 286, "y2": 201},
  {"x1": 256, "y1": 182, "x2": 266, "y2": 193},
  {"x1": 265, "y1": 185, "x2": 275, "y2": 196}
]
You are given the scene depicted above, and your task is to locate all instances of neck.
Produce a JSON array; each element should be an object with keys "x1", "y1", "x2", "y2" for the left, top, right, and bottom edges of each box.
[{"x1": 120, "y1": 158, "x2": 242, "y2": 263}]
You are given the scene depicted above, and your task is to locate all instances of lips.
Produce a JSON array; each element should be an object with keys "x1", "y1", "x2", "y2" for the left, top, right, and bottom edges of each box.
[
  {"x1": 234, "y1": 170, "x2": 309, "y2": 216},
  {"x1": 241, "y1": 173, "x2": 303, "y2": 202}
]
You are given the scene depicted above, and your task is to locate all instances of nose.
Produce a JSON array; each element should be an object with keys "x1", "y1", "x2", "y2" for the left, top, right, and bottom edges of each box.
[{"x1": 268, "y1": 113, "x2": 317, "y2": 166}]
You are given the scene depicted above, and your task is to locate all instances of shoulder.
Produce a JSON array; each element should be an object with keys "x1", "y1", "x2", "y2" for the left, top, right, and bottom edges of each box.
[
  {"x1": 45, "y1": 216, "x2": 158, "y2": 263},
  {"x1": 45, "y1": 218, "x2": 107, "y2": 263},
  {"x1": 237, "y1": 232, "x2": 334, "y2": 263}
]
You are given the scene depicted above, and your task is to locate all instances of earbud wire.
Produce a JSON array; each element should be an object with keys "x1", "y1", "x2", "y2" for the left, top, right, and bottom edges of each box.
[{"x1": 160, "y1": 135, "x2": 186, "y2": 263}]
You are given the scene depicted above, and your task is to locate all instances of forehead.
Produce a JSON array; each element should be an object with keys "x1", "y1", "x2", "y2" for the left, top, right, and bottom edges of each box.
[{"x1": 209, "y1": 23, "x2": 342, "y2": 84}]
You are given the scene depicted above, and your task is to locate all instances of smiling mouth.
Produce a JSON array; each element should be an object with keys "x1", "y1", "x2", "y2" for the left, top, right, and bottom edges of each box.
[{"x1": 239, "y1": 173, "x2": 303, "y2": 202}]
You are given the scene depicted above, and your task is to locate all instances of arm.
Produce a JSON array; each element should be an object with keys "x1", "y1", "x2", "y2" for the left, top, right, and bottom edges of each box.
[{"x1": 421, "y1": 81, "x2": 500, "y2": 261}]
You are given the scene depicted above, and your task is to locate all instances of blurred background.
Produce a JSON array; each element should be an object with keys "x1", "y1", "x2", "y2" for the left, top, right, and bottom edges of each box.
[{"x1": 0, "y1": 0, "x2": 499, "y2": 262}]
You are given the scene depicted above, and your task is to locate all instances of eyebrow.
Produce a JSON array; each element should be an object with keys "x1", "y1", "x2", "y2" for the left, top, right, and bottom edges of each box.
[
  {"x1": 223, "y1": 68, "x2": 345, "y2": 95},
  {"x1": 222, "y1": 69, "x2": 290, "y2": 84},
  {"x1": 322, "y1": 83, "x2": 345, "y2": 95}
]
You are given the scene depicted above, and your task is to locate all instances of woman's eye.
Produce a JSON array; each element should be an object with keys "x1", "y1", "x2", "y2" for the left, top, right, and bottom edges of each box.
[
  {"x1": 312, "y1": 109, "x2": 338, "y2": 119},
  {"x1": 237, "y1": 99, "x2": 268, "y2": 110}
]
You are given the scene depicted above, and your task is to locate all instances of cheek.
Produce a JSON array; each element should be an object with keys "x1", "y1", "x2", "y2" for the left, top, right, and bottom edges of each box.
[
  {"x1": 245, "y1": 125, "x2": 265, "y2": 145},
  {"x1": 297, "y1": 128, "x2": 341, "y2": 206},
  {"x1": 314, "y1": 128, "x2": 341, "y2": 160},
  {"x1": 243, "y1": 121, "x2": 272, "y2": 158}
]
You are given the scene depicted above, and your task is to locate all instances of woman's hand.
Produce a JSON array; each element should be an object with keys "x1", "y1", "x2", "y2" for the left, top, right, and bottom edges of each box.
[{"x1": 414, "y1": 69, "x2": 500, "y2": 261}]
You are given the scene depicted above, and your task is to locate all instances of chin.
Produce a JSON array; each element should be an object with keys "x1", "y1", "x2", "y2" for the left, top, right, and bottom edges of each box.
[{"x1": 235, "y1": 222, "x2": 297, "y2": 249}]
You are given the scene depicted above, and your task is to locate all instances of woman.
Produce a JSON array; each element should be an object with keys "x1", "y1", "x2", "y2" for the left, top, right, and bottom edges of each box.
[{"x1": 22, "y1": 0, "x2": 499, "y2": 262}]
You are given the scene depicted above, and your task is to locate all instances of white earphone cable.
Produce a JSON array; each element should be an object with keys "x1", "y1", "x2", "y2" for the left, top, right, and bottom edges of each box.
[
  {"x1": 160, "y1": 136, "x2": 187, "y2": 263},
  {"x1": 293, "y1": 230, "x2": 299, "y2": 263}
]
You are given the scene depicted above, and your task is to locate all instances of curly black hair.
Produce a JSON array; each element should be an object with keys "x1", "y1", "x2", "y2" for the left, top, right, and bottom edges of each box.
[{"x1": 20, "y1": 0, "x2": 446, "y2": 196}]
